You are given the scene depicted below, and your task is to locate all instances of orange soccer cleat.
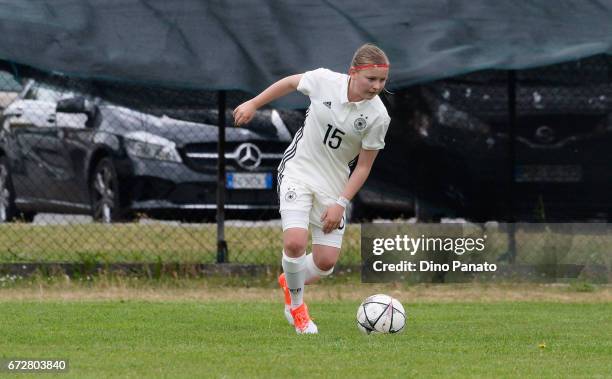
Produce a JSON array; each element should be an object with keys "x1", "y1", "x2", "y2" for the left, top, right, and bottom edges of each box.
[
  {"x1": 278, "y1": 273, "x2": 294, "y2": 325},
  {"x1": 290, "y1": 303, "x2": 318, "y2": 334}
]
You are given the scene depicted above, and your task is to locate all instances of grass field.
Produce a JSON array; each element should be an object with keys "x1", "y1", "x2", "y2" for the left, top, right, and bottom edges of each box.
[
  {"x1": 1, "y1": 283, "x2": 611, "y2": 378},
  {"x1": 0, "y1": 221, "x2": 610, "y2": 377},
  {"x1": 0, "y1": 223, "x2": 361, "y2": 265},
  {"x1": 1, "y1": 223, "x2": 610, "y2": 273}
]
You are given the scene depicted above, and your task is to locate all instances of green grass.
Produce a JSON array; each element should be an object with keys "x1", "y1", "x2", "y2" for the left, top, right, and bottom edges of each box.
[
  {"x1": 0, "y1": 223, "x2": 362, "y2": 265},
  {"x1": 1, "y1": 223, "x2": 611, "y2": 271},
  {"x1": 0, "y1": 301, "x2": 610, "y2": 378}
]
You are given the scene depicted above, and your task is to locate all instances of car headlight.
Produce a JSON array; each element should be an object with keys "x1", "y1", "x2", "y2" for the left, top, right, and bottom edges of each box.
[{"x1": 124, "y1": 131, "x2": 182, "y2": 162}]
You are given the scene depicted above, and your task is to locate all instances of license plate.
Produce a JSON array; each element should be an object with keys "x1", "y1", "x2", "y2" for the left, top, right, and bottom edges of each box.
[
  {"x1": 226, "y1": 173, "x2": 273, "y2": 189},
  {"x1": 515, "y1": 165, "x2": 582, "y2": 183}
]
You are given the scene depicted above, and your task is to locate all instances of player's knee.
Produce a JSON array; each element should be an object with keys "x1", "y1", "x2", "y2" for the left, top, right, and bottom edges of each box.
[
  {"x1": 314, "y1": 257, "x2": 336, "y2": 273},
  {"x1": 284, "y1": 239, "x2": 307, "y2": 256},
  {"x1": 318, "y1": 262, "x2": 335, "y2": 274}
]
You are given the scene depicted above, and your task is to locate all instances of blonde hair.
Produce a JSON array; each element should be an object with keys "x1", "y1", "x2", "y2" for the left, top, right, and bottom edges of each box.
[
  {"x1": 350, "y1": 43, "x2": 392, "y2": 94},
  {"x1": 351, "y1": 43, "x2": 389, "y2": 68}
]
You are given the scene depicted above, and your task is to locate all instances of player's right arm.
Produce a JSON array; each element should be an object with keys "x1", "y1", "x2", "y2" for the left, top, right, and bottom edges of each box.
[{"x1": 233, "y1": 74, "x2": 302, "y2": 126}]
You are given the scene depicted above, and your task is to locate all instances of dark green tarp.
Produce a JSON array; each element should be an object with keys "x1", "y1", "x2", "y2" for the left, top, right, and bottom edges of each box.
[{"x1": 1, "y1": 0, "x2": 612, "y2": 107}]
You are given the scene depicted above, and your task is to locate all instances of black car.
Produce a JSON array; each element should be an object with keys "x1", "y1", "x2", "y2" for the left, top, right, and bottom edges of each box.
[
  {"x1": 0, "y1": 80, "x2": 295, "y2": 222},
  {"x1": 380, "y1": 55, "x2": 612, "y2": 222}
]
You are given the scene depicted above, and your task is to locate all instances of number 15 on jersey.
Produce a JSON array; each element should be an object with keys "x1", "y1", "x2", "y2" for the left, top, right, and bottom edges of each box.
[{"x1": 323, "y1": 124, "x2": 345, "y2": 149}]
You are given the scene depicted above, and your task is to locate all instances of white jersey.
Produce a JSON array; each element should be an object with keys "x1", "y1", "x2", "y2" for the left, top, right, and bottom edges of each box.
[{"x1": 278, "y1": 68, "x2": 391, "y2": 197}]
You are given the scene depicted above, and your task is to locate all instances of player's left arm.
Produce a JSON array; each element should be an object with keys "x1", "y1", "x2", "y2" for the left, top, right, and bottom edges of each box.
[
  {"x1": 340, "y1": 148, "x2": 379, "y2": 202},
  {"x1": 320, "y1": 148, "x2": 379, "y2": 233}
]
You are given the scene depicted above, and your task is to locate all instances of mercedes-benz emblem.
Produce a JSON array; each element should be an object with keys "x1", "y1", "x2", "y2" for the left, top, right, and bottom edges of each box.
[
  {"x1": 534, "y1": 125, "x2": 555, "y2": 144},
  {"x1": 235, "y1": 143, "x2": 262, "y2": 170}
]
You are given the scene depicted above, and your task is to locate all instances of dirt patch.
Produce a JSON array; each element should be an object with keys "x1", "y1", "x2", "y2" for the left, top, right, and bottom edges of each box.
[{"x1": 1, "y1": 283, "x2": 611, "y2": 303}]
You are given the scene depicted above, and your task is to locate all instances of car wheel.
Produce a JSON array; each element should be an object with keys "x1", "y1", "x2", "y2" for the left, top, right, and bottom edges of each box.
[
  {"x1": 90, "y1": 158, "x2": 122, "y2": 223},
  {"x1": 0, "y1": 157, "x2": 17, "y2": 223},
  {"x1": 415, "y1": 197, "x2": 442, "y2": 222},
  {"x1": 20, "y1": 212, "x2": 36, "y2": 222},
  {"x1": 345, "y1": 194, "x2": 365, "y2": 222}
]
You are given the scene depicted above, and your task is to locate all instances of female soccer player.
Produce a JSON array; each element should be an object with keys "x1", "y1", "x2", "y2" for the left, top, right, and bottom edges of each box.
[{"x1": 233, "y1": 43, "x2": 391, "y2": 334}]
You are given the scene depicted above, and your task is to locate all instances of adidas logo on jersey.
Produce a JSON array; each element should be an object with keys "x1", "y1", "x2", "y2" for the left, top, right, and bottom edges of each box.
[{"x1": 323, "y1": 101, "x2": 332, "y2": 109}]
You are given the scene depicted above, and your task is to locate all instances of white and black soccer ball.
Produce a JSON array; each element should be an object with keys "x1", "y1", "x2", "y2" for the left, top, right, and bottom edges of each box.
[{"x1": 356, "y1": 294, "x2": 406, "y2": 334}]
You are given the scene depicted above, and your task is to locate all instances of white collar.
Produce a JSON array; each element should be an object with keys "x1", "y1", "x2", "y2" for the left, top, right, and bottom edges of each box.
[{"x1": 341, "y1": 75, "x2": 369, "y2": 109}]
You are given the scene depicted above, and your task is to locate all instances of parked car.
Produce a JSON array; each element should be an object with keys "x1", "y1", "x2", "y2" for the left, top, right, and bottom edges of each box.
[
  {"x1": 0, "y1": 80, "x2": 297, "y2": 222},
  {"x1": 382, "y1": 55, "x2": 612, "y2": 222}
]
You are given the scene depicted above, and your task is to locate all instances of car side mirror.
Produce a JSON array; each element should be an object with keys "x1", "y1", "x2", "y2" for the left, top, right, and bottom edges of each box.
[
  {"x1": 2, "y1": 107, "x2": 23, "y2": 118},
  {"x1": 56, "y1": 97, "x2": 99, "y2": 127}
]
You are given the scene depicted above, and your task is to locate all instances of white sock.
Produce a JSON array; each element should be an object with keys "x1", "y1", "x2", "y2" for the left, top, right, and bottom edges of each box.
[
  {"x1": 304, "y1": 253, "x2": 334, "y2": 282},
  {"x1": 281, "y1": 251, "x2": 306, "y2": 309}
]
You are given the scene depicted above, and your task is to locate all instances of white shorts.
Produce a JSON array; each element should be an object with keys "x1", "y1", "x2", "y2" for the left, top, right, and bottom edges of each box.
[{"x1": 278, "y1": 177, "x2": 346, "y2": 248}]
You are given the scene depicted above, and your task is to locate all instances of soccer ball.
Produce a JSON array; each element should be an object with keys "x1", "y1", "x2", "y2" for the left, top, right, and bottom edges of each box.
[{"x1": 356, "y1": 294, "x2": 405, "y2": 334}]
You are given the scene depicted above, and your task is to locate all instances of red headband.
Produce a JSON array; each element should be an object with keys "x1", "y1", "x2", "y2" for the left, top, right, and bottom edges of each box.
[{"x1": 350, "y1": 63, "x2": 389, "y2": 72}]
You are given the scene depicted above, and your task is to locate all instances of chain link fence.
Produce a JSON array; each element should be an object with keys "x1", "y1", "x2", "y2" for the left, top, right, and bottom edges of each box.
[{"x1": 0, "y1": 56, "x2": 610, "y2": 277}]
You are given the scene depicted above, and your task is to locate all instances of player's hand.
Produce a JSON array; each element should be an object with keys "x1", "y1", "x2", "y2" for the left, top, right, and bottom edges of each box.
[
  {"x1": 320, "y1": 204, "x2": 345, "y2": 234},
  {"x1": 233, "y1": 100, "x2": 257, "y2": 126}
]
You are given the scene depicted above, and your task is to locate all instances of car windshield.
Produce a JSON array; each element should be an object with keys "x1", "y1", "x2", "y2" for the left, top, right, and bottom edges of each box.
[{"x1": 0, "y1": 71, "x2": 22, "y2": 92}]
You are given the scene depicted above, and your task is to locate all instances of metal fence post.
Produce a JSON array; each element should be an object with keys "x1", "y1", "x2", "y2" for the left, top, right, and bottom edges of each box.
[
  {"x1": 507, "y1": 70, "x2": 517, "y2": 263},
  {"x1": 216, "y1": 90, "x2": 228, "y2": 263}
]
